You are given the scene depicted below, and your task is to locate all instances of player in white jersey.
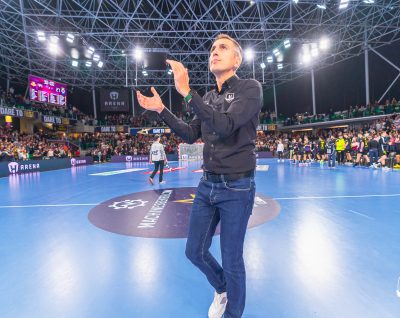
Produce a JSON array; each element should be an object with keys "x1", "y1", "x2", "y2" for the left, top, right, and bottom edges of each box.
[{"x1": 149, "y1": 135, "x2": 168, "y2": 185}]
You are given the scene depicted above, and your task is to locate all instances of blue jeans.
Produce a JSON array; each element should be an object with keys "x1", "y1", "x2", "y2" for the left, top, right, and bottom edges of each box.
[
  {"x1": 327, "y1": 151, "x2": 335, "y2": 167},
  {"x1": 369, "y1": 149, "x2": 378, "y2": 163},
  {"x1": 185, "y1": 175, "x2": 256, "y2": 318}
]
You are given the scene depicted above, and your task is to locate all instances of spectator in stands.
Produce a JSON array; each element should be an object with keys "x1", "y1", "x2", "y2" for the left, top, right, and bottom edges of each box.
[{"x1": 354, "y1": 105, "x2": 360, "y2": 118}]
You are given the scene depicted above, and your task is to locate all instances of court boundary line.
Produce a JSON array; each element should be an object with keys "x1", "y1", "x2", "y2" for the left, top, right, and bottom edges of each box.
[{"x1": 348, "y1": 210, "x2": 375, "y2": 220}]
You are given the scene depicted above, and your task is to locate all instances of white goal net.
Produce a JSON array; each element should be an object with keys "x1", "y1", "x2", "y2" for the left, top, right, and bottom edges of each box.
[{"x1": 178, "y1": 143, "x2": 204, "y2": 161}]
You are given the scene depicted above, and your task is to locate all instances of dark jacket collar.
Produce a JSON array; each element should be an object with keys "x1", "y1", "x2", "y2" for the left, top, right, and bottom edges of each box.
[{"x1": 214, "y1": 74, "x2": 240, "y2": 94}]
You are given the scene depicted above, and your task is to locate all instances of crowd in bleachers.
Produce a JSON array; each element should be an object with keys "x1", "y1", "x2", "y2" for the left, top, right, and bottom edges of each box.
[
  {"x1": 282, "y1": 99, "x2": 400, "y2": 126},
  {"x1": 3, "y1": 84, "x2": 400, "y2": 129},
  {"x1": 0, "y1": 125, "x2": 78, "y2": 162}
]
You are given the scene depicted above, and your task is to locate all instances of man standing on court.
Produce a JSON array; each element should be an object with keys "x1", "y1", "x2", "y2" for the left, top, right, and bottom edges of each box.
[
  {"x1": 149, "y1": 134, "x2": 167, "y2": 185},
  {"x1": 137, "y1": 34, "x2": 263, "y2": 318}
]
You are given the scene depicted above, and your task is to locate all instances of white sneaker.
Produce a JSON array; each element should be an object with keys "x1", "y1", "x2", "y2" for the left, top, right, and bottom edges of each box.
[
  {"x1": 160, "y1": 181, "x2": 166, "y2": 184},
  {"x1": 282, "y1": 159, "x2": 284, "y2": 162},
  {"x1": 278, "y1": 159, "x2": 280, "y2": 162},
  {"x1": 149, "y1": 178, "x2": 154, "y2": 185},
  {"x1": 208, "y1": 291, "x2": 227, "y2": 318}
]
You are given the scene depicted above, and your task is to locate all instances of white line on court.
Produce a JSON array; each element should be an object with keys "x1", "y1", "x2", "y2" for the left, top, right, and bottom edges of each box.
[
  {"x1": 0, "y1": 193, "x2": 399, "y2": 208},
  {"x1": 272, "y1": 194, "x2": 400, "y2": 200},
  {"x1": 348, "y1": 210, "x2": 375, "y2": 220},
  {"x1": 0, "y1": 204, "x2": 99, "y2": 208}
]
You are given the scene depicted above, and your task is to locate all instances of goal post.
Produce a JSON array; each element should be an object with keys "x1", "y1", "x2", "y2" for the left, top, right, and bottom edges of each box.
[{"x1": 178, "y1": 143, "x2": 204, "y2": 161}]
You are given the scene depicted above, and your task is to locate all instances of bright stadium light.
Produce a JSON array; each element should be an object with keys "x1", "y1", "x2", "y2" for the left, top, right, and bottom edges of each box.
[
  {"x1": 122, "y1": 50, "x2": 126, "y2": 56},
  {"x1": 293, "y1": 0, "x2": 298, "y2": 3},
  {"x1": 48, "y1": 43, "x2": 59, "y2": 55},
  {"x1": 142, "y1": 70, "x2": 148, "y2": 76},
  {"x1": 37, "y1": 31, "x2": 46, "y2": 41},
  {"x1": 168, "y1": 69, "x2": 173, "y2": 75},
  {"x1": 339, "y1": 0, "x2": 349, "y2": 9},
  {"x1": 317, "y1": 3, "x2": 327, "y2": 9},
  {"x1": 245, "y1": 48, "x2": 254, "y2": 61},
  {"x1": 135, "y1": 48, "x2": 142, "y2": 60},
  {"x1": 98, "y1": 61, "x2": 104, "y2": 68},
  {"x1": 93, "y1": 54, "x2": 100, "y2": 61},
  {"x1": 260, "y1": 62, "x2": 266, "y2": 69},
  {"x1": 71, "y1": 60, "x2": 79, "y2": 67},
  {"x1": 363, "y1": 0, "x2": 374, "y2": 3},
  {"x1": 267, "y1": 56, "x2": 273, "y2": 63},
  {"x1": 87, "y1": 47, "x2": 95, "y2": 55},
  {"x1": 277, "y1": 64, "x2": 283, "y2": 69},
  {"x1": 320, "y1": 37, "x2": 329, "y2": 49},
  {"x1": 49, "y1": 35, "x2": 59, "y2": 44},
  {"x1": 311, "y1": 43, "x2": 319, "y2": 57},
  {"x1": 303, "y1": 54, "x2": 311, "y2": 64},
  {"x1": 273, "y1": 48, "x2": 280, "y2": 56},
  {"x1": 66, "y1": 34, "x2": 74, "y2": 43},
  {"x1": 85, "y1": 61, "x2": 92, "y2": 67},
  {"x1": 284, "y1": 40, "x2": 291, "y2": 48}
]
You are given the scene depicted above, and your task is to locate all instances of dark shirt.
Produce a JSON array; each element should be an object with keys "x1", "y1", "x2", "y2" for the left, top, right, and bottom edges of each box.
[
  {"x1": 368, "y1": 139, "x2": 378, "y2": 149},
  {"x1": 158, "y1": 74, "x2": 263, "y2": 174}
]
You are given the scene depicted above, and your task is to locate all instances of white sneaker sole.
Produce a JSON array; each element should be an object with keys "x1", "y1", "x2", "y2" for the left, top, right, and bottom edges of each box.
[{"x1": 208, "y1": 302, "x2": 227, "y2": 318}]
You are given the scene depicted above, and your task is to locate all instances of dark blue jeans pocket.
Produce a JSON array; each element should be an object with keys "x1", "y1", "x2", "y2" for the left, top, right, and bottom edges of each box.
[{"x1": 223, "y1": 177, "x2": 252, "y2": 192}]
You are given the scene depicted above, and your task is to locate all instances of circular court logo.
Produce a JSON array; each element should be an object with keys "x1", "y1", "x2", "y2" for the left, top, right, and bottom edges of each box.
[{"x1": 88, "y1": 187, "x2": 280, "y2": 238}]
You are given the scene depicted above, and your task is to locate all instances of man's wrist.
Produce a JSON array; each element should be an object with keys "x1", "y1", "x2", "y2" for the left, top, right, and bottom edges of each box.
[{"x1": 157, "y1": 104, "x2": 165, "y2": 114}]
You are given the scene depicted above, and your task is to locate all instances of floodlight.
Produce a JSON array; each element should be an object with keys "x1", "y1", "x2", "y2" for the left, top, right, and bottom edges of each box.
[
  {"x1": 267, "y1": 56, "x2": 273, "y2": 63},
  {"x1": 320, "y1": 38, "x2": 329, "y2": 49},
  {"x1": 87, "y1": 47, "x2": 95, "y2": 55},
  {"x1": 49, "y1": 35, "x2": 59, "y2": 44},
  {"x1": 277, "y1": 64, "x2": 283, "y2": 69},
  {"x1": 311, "y1": 43, "x2": 319, "y2": 57},
  {"x1": 66, "y1": 34, "x2": 74, "y2": 43},
  {"x1": 303, "y1": 54, "x2": 311, "y2": 64},
  {"x1": 85, "y1": 61, "x2": 92, "y2": 67},
  {"x1": 245, "y1": 48, "x2": 254, "y2": 61},
  {"x1": 260, "y1": 63, "x2": 266, "y2": 69},
  {"x1": 98, "y1": 61, "x2": 104, "y2": 68},
  {"x1": 135, "y1": 48, "x2": 142, "y2": 60},
  {"x1": 48, "y1": 43, "x2": 59, "y2": 55},
  {"x1": 142, "y1": 70, "x2": 148, "y2": 76},
  {"x1": 317, "y1": 4, "x2": 326, "y2": 9},
  {"x1": 293, "y1": 0, "x2": 298, "y2": 3},
  {"x1": 273, "y1": 48, "x2": 280, "y2": 56},
  {"x1": 37, "y1": 31, "x2": 46, "y2": 41},
  {"x1": 339, "y1": 0, "x2": 349, "y2": 9},
  {"x1": 284, "y1": 40, "x2": 291, "y2": 48},
  {"x1": 72, "y1": 60, "x2": 79, "y2": 67},
  {"x1": 93, "y1": 54, "x2": 100, "y2": 61},
  {"x1": 168, "y1": 69, "x2": 173, "y2": 75}
]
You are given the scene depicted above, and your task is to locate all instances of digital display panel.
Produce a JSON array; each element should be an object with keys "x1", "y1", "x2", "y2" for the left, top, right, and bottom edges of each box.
[{"x1": 29, "y1": 75, "x2": 67, "y2": 106}]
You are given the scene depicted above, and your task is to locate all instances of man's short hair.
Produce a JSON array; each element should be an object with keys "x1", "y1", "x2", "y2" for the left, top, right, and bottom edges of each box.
[{"x1": 213, "y1": 34, "x2": 243, "y2": 60}]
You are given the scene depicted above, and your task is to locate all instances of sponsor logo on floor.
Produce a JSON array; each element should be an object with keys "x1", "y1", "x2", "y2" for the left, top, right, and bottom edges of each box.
[{"x1": 88, "y1": 188, "x2": 281, "y2": 238}]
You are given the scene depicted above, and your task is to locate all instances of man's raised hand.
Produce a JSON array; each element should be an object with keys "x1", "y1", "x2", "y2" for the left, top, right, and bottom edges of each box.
[
  {"x1": 137, "y1": 87, "x2": 165, "y2": 114},
  {"x1": 166, "y1": 60, "x2": 190, "y2": 97}
]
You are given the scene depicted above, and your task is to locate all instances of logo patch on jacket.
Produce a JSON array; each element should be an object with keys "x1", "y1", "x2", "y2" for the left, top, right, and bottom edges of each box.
[{"x1": 225, "y1": 93, "x2": 234, "y2": 103}]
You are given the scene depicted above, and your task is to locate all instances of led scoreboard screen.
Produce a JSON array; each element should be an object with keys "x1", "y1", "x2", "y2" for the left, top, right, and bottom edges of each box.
[{"x1": 29, "y1": 75, "x2": 67, "y2": 107}]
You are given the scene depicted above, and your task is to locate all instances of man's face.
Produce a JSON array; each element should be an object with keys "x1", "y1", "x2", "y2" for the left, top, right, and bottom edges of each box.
[{"x1": 209, "y1": 39, "x2": 241, "y2": 75}]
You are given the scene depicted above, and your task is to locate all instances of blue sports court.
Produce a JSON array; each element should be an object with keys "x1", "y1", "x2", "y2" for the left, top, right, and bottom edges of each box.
[{"x1": 1, "y1": 159, "x2": 399, "y2": 318}]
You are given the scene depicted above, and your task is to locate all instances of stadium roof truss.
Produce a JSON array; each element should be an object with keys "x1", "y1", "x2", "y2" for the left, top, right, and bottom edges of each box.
[{"x1": 0, "y1": 0, "x2": 399, "y2": 93}]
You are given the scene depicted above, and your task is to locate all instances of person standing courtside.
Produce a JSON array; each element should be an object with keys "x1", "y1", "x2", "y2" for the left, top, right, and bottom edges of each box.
[
  {"x1": 137, "y1": 34, "x2": 262, "y2": 318},
  {"x1": 149, "y1": 134, "x2": 167, "y2": 185}
]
